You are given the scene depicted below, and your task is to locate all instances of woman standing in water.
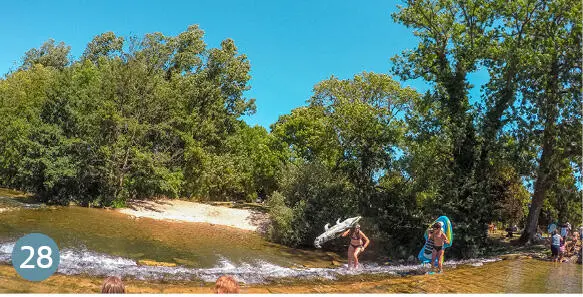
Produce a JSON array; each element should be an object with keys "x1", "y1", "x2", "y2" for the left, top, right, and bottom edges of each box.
[
  {"x1": 341, "y1": 224, "x2": 370, "y2": 269},
  {"x1": 430, "y1": 222, "x2": 450, "y2": 273}
]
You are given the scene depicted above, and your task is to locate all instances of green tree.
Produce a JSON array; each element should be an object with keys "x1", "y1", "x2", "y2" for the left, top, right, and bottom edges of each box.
[
  {"x1": 21, "y1": 39, "x2": 71, "y2": 70},
  {"x1": 0, "y1": 26, "x2": 260, "y2": 206},
  {"x1": 269, "y1": 73, "x2": 421, "y2": 251},
  {"x1": 392, "y1": 0, "x2": 497, "y2": 256},
  {"x1": 517, "y1": 0, "x2": 581, "y2": 243}
]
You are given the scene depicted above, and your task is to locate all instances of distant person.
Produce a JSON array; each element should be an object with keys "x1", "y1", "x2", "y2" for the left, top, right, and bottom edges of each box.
[
  {"x1": 101, "y1": 276, "x2": 125, "y2": 294},
  {"x1": 561, "y1": 224, "x2": 568, "y2": 238},
  {"x1": 341, "y1": 224, "x2": 370, "y2": 269},
  {"x1": 488, "y1": 223, "x2": 495, "y2": 233},
  {"x1": 535, "y1": 230, "x2": 543, "y2": 241},
  {"x1": 429, "y1": 222, "x2": 450, "y2": 273},
  {"x1": 565, "y1": 232, "x2": 577, "y2": 255},
  {"x1": 215, "y1": 275, "x2": 240, "y2": 294},
  {"x1": 551, "y1": 230, "x2": 562, "y2": 262},
  {"x1": 559, "y1": 238, "x2": 567, "y2": 262},
  {"x1": 505, "y1": 225, "x2": 515, "y2": 237}
]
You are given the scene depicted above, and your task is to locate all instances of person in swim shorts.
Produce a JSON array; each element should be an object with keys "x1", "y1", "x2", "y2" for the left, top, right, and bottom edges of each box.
[
  {"x1": 429, "y1": 222, "x2": 450, "y2": 273},
  {"x1": 341, "y1": 224, "x2": 370, "y2": 269}
]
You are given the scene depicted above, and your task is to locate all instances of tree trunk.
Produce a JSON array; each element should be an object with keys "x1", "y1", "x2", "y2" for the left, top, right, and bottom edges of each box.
[
  {"x1": 519, "y1": 57, "x2": 559, "y2": 244},
  {"x1": 519, "y1": 128, "x2": 554, "y2": 243}
]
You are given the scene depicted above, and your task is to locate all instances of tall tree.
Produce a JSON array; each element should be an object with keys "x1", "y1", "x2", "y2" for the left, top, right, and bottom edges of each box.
[
  {"x1": 392, "y1": 0, "x2": 497, "y2": 255},
  {"x1": 518, "y1": 0, "x2": 581, "y2": 243}
]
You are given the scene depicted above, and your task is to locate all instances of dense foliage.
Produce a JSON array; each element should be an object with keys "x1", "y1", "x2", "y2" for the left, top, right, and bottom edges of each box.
[
  {"x1": 0, "y1": 26, "x2": 282, "y2": 206},
  {"x1": 1, "y1": 0, "x2": 580, "y2": 259},
  {"x1": 268, "y1": 0, "x2": 581, "y2": 257}
]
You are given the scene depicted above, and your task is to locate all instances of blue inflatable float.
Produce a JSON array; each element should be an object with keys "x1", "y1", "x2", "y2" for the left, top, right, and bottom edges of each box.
[{"x1": 418, "y1": 216, "x2": 453, "y2": 265}]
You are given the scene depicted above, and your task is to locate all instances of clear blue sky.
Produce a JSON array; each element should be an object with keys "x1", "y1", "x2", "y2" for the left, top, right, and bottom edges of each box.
[{"x1": 0, "y1": 0, "x2": 486, "y2": 128}]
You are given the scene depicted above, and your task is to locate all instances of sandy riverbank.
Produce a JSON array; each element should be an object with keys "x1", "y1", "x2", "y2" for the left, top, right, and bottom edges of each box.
[{"x1": 117, "y1": 199, "x2": 269, "y2": 232}]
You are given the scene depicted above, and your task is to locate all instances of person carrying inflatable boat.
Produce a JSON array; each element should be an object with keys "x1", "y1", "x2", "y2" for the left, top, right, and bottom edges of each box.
[
  {"x1": 429, "y1": 222, "x2": 450, "y2": 273},
  {"x1": 418, "y1": 216, "x2": 453, "y2": 273}
]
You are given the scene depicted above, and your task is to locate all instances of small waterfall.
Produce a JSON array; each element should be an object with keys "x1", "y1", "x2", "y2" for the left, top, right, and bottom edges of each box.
[{"x1": 0, "y1": 241, "x2": 500, "y2": 284}]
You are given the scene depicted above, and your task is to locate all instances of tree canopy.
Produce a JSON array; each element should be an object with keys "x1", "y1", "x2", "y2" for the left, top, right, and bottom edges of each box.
[{"x1": 1, "y1": 0, "x2": 580, "y2": 259}]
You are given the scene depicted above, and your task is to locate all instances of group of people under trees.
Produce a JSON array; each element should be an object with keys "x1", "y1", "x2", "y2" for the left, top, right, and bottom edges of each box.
[
  {"x1": 550, "y1": 223, "x2": 582, "y2": 263},
  {"x1": 488, "y1": 220, "x2": 582, "y2": 263}
]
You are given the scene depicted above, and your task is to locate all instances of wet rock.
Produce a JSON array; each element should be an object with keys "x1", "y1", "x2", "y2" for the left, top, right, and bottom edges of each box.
[
  {"x1": 499, "y1": 254, "x2": 521, "y2": 260},
  {"x1": 173, "y1": 258, "x2": 197, "y2": 266},
  {"x1": 137, "y1": 259, "x2": 177, "y2": 267},
  {"x1": 331, "y1": 260, "x2": 342, "y2": 266},
  {"x1": 407, "y1": 255, "x2": 415, "y2": 262},
  {"x1": 129, "y1": 253, "x2": 145, "y2": 258}
]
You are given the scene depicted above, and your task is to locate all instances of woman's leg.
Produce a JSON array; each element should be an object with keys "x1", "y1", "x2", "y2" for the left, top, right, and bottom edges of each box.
[
  {"x1": 437, "y1": 250, "x2": 444, "y2": 272},
  {"x1": 347, "y1": 246, "x2": 355, "y2": 268},
  {"x1": 431, "y1": 249, "x2": 437, "y2": 271},
  {"x1": 352, "y1": 247, "x2": 362, "y2": 269}
]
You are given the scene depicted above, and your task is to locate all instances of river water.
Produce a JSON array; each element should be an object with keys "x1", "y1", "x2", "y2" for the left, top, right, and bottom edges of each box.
[{"x1": 0, "y1": 196, "x2": 581, "y2": 293}]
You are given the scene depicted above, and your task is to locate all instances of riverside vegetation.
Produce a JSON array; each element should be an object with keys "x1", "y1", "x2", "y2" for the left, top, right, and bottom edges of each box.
[{"x1": 0, "y1": 0, "x2": 581, "y2": 261}]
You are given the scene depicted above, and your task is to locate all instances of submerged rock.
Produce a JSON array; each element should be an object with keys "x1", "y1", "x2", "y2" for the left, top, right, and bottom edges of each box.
[
  {"x1": 499, "y1": 254, "x2": 521, "y2": 260},
  {"x1": 173, "y1": 258, "x2": 197, "y2": 267},
  {"x1": 137, "y1": 259, "x2": 177, "y2": 267}
]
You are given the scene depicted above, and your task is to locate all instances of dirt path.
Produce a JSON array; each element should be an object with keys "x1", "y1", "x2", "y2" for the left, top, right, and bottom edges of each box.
[{"x1": 117, "y1": 199, "x2": 269, "y2": 232}]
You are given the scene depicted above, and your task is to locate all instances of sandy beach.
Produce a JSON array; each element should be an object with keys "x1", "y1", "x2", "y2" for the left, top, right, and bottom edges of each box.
[{"x1": 117, "y1": 199, "x2": 268, "y2": 232}]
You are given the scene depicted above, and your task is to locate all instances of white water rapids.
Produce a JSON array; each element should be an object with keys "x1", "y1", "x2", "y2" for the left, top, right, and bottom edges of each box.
[{"x1": 0, "y1": 241, "x2": 500, "y2": 284}]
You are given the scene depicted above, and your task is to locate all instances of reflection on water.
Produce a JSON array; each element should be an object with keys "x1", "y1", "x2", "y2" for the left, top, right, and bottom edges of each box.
[
  {"x1": 0, "y1": 206, "x2": 334, "y2": 268},
  {"x1": 415, "y1": 258, "x2": 582, "y2": 294},
  {"x1": 262, "y1": 259, "x2": 582, "y2": 293}
]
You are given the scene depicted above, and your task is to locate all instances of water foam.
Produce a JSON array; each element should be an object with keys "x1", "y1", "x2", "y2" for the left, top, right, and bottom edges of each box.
[{"x1": 0, "y1": 241, "x2": 499, "y2": 284}]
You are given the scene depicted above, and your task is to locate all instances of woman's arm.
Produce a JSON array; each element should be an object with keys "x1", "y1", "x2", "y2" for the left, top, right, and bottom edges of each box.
[
  {"x1": 341, "y1": 229, "x2": 350, "y2": 237},
  {"x1": 442, "y1": 233, "x2": 450, "y2": 245},
  {"x1": 361, "y1": 231, "x2": 370, "y2": 249}
]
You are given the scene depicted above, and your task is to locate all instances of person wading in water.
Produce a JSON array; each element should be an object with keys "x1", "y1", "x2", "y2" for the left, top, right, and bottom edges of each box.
[
  {"x1": 341, "y1": 224, "x2": 370, "y2": 270},
  {"x1": 429, "y1": 222, "x2": 450, "y2": 273}
]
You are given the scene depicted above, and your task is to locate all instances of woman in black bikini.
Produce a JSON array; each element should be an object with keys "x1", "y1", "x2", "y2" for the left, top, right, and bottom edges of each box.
[
  {"x1": 341, "y1": 224, "x2": 370, "y2": 269},
  {"x1": 429, "y1": 222, "x2": 450, "y2": 273}
]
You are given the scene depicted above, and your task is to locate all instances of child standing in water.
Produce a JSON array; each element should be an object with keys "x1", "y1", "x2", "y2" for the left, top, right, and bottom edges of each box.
[
  {"x1": 429, "y1": 222, "x2": 450, "y2": 273},
  {"x1": 341, "y1": 224, "x2": 370, "y2": 270},
  {"x1": 551, "y1": 230, "x2": 562, "y2": 262}
]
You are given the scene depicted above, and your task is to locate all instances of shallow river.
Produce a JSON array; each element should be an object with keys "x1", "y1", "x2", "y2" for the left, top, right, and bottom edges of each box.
[{"x1": 0, "y1": 196, "x2": 581, "y2": 293}]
